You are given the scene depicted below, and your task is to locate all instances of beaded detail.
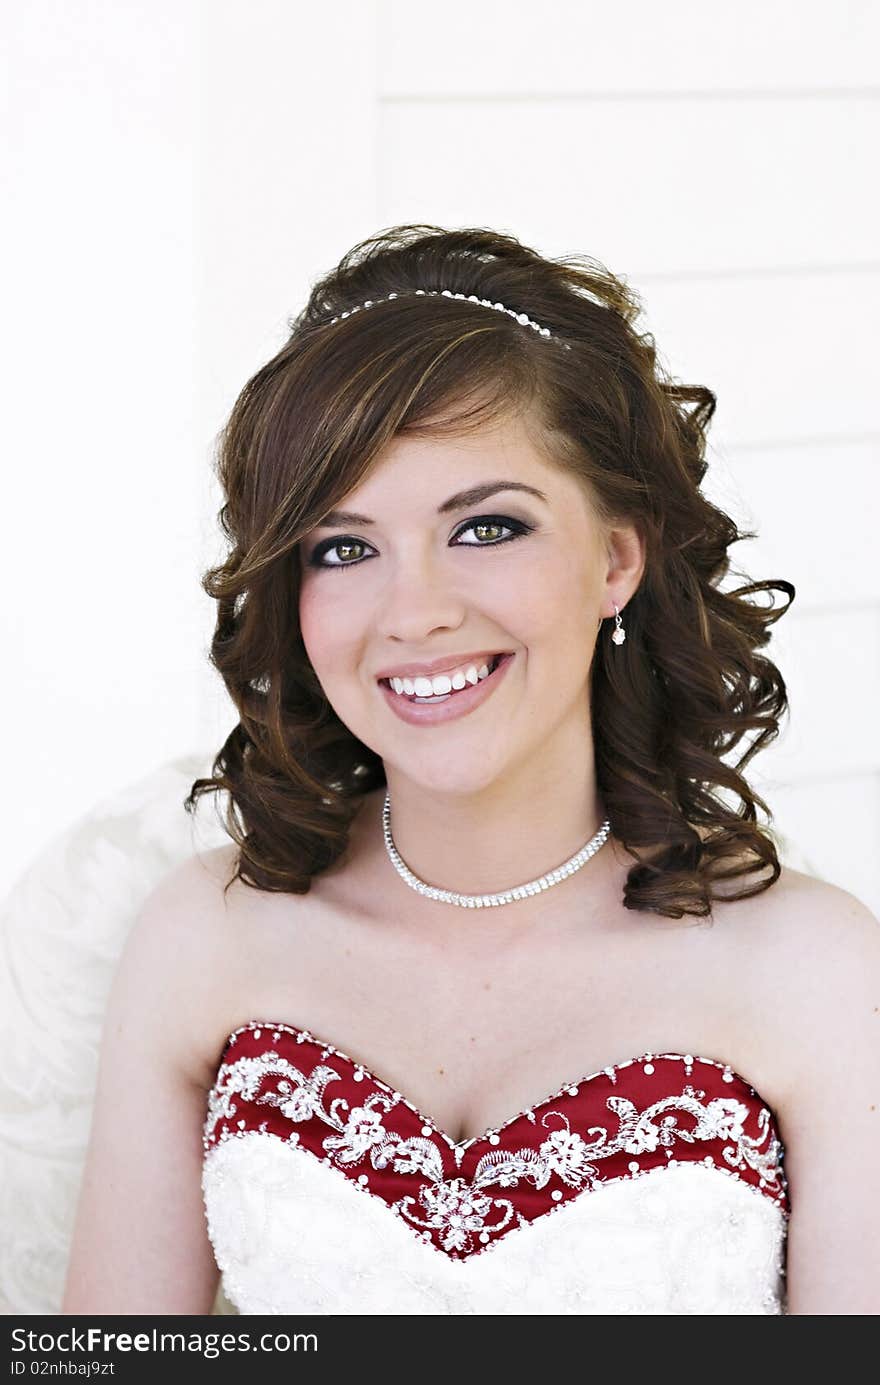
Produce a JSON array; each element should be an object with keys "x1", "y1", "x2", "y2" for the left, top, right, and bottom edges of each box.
[
  {"x1": 203, "y1": 1021, "x2": 789, "y2": 1269},
  {"x1": 323, "y1": 289, "x2": 572, "y2": 350}
]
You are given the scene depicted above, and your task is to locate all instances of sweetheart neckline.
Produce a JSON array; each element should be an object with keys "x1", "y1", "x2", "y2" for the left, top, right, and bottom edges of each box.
[{"x1": 212, "y1": 1018, "x2": 779, "y2": 1152}]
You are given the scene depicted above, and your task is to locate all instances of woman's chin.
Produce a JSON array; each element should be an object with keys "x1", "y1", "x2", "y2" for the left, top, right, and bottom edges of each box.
[{"x1": 385, "y1": 760, "x2": 509, "y2": 800}]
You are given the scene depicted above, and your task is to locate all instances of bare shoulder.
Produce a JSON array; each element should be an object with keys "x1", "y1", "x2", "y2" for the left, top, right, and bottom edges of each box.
[
  {"x1": 729, "y1": 867, "x2": 880, "y2": 1313},
  {"x1": 131, "y1": 843, "x2": 341, "y2": 1090},
  {"x1": 776, "y1": 866, "x2": 879, "y2": 1029},
  {"x1": 160, "y1": 841, "x2": 242, "y2": 895},
  {"x1": 133, "y1": 842, "x2": 241, "y2": 947},
  {"x1": 121, "y1": 843, "x2": 247, "y2": 1089},
  {"x1": 719, "y1": 862, "x2": 879, "y2": 972},
  {"x1": 718, "y1": 864, "x2": 880, "y2": 1104},
  {"x1": 61, "y1": 844, "x2": 244, "y2": 1312}
]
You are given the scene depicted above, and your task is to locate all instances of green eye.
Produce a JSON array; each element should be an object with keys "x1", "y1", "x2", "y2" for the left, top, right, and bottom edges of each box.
[
  {"x1": 455, "y1": 519, "x2": 511, "y2": 543},
  {"x1": 308, "y1": 513, "x2": 534, "y2": 572},
  {"x1": 308, "y1": 537, "x2": 370, "y2": 570}
]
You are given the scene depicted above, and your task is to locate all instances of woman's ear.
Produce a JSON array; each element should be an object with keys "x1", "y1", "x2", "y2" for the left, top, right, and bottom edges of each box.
[{"x1": 602, "y1": 520, "x2": 646, "y2": 610}]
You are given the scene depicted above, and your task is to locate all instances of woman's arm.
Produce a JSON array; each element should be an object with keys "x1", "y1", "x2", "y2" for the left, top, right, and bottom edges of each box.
[
  {"x1": 772, "y1": 879, "x2": 880, "y2": 1314},
  {"x1": 61, "y1": 861, "x2": 226, "y2": 1315}
]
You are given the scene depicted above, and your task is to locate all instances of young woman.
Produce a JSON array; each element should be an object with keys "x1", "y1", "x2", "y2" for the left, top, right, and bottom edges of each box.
[{"x1": 62, "y1": 225, "x2": 879, "y2": 1316}]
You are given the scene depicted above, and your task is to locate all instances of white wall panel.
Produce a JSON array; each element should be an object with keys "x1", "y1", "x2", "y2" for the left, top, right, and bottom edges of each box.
[
  {"x1": 381, "y1": 0, "x2": 880, "y2": 94},
  {"x1": 380, "y1": 97, "x2": 879, "y2": 275},
  {"x1": 3, "y1": 3, "x2": 199, "y2": 896},
  {"x1": 762, "y1": 773, "x2": 880, "y2": 911},
  {"x1": 636, "y1": 270, "x2": 880, "y2": 448},
  {"x1": 750, "y1": 608, "x2": 879, "y2": 783},
  {"x1": 704, "y1": 440, "x2": 880, "y2": 611},
  {"x1": 194, "y1": 0, "x2": 379, "y2": 448}
]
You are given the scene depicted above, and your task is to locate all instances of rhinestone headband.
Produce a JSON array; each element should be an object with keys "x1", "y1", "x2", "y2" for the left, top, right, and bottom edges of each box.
[{"x1": 326, "y1": 289, "x2": 570, "y2": 349}]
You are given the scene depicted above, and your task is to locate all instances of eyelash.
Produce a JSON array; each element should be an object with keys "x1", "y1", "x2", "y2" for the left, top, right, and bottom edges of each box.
[{"x1": 306, "y1": 514, "x2": 535, "y2": 573}]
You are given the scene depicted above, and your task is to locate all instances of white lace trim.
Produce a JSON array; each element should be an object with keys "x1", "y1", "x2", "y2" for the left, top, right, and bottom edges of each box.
[
  {"x1": 202, "y1": 1134, "x2": 787, "y2": 1315},
  {"x1": 204, "y1": 1122, "x2": 787, "y2": 1267}
]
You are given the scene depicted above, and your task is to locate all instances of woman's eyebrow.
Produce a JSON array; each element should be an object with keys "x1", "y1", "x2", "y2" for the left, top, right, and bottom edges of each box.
[{"x1": 317, "y1": 480, "x2": 550, "y2": 528}]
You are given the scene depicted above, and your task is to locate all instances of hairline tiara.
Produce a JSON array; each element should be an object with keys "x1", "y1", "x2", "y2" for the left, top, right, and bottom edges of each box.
[{"x1": 324, "y1": 289, "x2": 571, "y2": 349}]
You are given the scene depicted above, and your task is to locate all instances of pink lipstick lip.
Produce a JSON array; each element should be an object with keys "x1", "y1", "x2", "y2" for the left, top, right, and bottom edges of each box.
[{"x1": 379, "y1": 651, "x2": 514, "y2": 726}]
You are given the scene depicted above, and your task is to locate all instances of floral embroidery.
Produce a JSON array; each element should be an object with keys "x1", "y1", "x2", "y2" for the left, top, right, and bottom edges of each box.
[
  {"x1": 257, "y1": 1061, "x2": 342, "y2": 1123},
  {"x1": 204, "y1": 1023, "x2": 789, "y2": 1262},
  {"x1": 323, "y1": 1097, "x2": 401, "y2": 1166},
  {"x1": 541, "y1": 1128, "x2": 596, "y2": 1186},
  {"x1": 382, "y1": 1135, "x2": 442, "y2": 1179},
  {"x1": 403, "y1": 1179, "x2": 515, "y2": 1253},
  {"x1": 610, "y1": 1091, "x2": 750, "y2": 1154}
]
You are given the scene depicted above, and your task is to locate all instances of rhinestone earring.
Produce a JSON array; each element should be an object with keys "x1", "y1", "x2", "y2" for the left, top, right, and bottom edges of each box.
[{"x1": 611, "y1": 602, "x2": 626, "y2": 645}]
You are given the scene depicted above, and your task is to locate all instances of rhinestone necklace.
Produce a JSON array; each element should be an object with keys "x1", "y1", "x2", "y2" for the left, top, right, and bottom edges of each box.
[{"x1": 382, "y1": 790, "x2": 611, "y2": 908}]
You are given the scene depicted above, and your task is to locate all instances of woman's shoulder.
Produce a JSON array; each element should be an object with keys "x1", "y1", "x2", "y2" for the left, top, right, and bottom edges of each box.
[
  {"x1": 163, "y1": 841, "x2": 242, "y2": 893},
  {"x1": 717, "y1": 859, "x2": 877, "y2": 959},
  {"x1": 720, "y1": 863, "x2": 879, "y2": 1108},
  {"x1": 126, "y1": 843, "x2": 313, "y2": 1090},
  {"x1": 734, "y1": 865, "x2": 879, "y2": 1310},
  {"x1": 133, "y1": 843, "x2": 243, "y2": 948}
]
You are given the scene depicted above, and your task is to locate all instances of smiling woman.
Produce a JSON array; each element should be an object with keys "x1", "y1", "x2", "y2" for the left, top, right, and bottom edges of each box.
[
  {"x1": 295, "y1": 410, "x2": 649, "y2": 783},
  {"x1": 61, "y1": 224, "x2": 880, "y2": 1319},
  {"x1": 186, "y1": 224, "x2": 793, "y2": 915}
]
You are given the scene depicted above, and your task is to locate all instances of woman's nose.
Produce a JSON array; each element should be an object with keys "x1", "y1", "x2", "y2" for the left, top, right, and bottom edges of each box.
[{"x1": 375, "y1": 556, "x2": 467, "y2": 642}]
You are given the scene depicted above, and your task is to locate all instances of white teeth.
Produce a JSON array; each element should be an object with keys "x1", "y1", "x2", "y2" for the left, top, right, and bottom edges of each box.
[{"x1": 387, "y1": 657, "x2": 502, "y2": 700}]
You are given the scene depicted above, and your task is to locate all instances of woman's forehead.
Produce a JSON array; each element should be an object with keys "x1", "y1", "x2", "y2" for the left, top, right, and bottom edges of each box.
[{"x1": 333, "y1": 416, "x2": 572, "y2": 512}]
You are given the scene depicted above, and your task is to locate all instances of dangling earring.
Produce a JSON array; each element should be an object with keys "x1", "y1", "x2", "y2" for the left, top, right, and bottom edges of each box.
[{"x1": 611, "y1": 602, "x2": 626, "y2": 645}]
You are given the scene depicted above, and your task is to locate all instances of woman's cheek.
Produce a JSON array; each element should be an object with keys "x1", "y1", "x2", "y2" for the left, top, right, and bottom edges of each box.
[
  {"x1": 528, "y1": 548, "x2": 598, "y2": 635},
  {"x1": 297, "y1": 583, "x2": 323, "y2": 663},
  {"x1": 500, "y1": 554, "x2": 572, "y2": 633},
  {"x1": 299, "y1": 583, "x2": 368, "y2": 685},
  {"x1": 298, "y1": 582, "x2": 347, "y2": 671}
]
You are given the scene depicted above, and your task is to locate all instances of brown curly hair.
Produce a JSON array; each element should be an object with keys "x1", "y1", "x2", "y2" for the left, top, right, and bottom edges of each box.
[{"x1": 184, "y1": 223, "x2": 795, "y2": 919}]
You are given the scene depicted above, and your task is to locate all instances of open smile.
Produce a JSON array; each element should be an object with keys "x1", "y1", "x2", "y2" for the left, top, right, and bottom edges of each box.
[{"x1": 378, "y1": 653, "x2": 515, "y2": 726}]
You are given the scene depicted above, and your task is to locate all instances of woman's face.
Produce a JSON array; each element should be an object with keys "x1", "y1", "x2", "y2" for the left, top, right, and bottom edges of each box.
[{"x1": 298, "y1": 410, "x2": 639, "y2": 795}]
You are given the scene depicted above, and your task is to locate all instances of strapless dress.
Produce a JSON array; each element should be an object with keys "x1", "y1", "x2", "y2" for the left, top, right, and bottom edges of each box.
[{"x1": 202, "y1": 1021, "x2": 789, "y2": 1315}]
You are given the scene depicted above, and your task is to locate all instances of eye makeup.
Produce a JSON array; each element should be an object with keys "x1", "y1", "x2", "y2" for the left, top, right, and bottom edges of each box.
[{"x1": 306, "y1": 514, "x2": 536, "y2": 573}]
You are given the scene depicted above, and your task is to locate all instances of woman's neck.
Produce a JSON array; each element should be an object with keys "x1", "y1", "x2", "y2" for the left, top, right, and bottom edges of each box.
[{"x1": 374, "y1": 734, "x2": 605, "y2": 901}]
